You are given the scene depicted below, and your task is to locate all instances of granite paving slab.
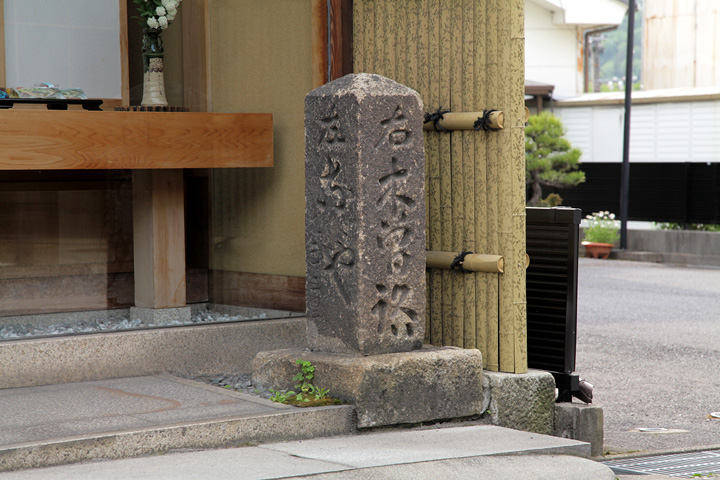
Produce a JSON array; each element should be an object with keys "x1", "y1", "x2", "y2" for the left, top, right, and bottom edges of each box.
[{"x1": 0, "y1": 375, "x2": 288, "y2": 447}]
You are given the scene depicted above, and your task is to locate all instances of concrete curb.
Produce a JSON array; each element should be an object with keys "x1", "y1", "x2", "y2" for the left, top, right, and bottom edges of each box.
[{"x1": 0, "y1": 406, "x2": 355, "y2": 472}]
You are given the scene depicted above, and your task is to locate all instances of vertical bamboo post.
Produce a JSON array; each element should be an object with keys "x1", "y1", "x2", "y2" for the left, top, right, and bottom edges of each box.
[
  {"x1": 483, "y1": 0, "x2": 501, "y2": 372},
  {"x1": 473, "y1": 0, "x2": 488, "y2": 363},
  {"x1": 510, "y1": 0, "x2": 528, "y2": 373},
  {"x1": 497, "y1": 0, "x2": 514, "y2": 373},
  {"x1": 461, "y1": 0, "x2": 477, "y2": 350},
  {"x1": 364, "y1": 0, "x2": 376, "y2": 74},
  {"x1": 438, "y1": 0, "x2": 454, "y2": 346},
  {"x1": 383, "y1": 0, "x2": 396, "y2": 79},
  {"x1": 428, "y1": 0, "x2": 444, "y2": 346},
  {"x1": 448, "y1": 1, "x2": 464, "y2": 348}
]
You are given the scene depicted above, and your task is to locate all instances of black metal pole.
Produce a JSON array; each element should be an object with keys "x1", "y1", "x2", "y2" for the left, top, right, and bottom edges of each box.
[{"x1": 620, "y1": 0, "x2": 636, "y2": 249}]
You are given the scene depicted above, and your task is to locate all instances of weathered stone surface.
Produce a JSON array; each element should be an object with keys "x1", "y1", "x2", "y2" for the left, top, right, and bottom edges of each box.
[
  {"x1": 481, "y1": 370, "x2": 556, "y2": 435},
  {"x1": 555, "y1": 403, "x2": 604, "y2": 458},
  {"x1": 252, "y1": 347, "x2": 483, "y2": 428},
  {"x1": 304, "y1": 73, "x2": 426, "y2": 355}
]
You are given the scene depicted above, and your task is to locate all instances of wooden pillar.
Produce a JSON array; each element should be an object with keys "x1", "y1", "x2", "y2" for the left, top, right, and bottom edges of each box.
[{"x1": 132, "y1": 170, "x2": 186, "y2": 309}]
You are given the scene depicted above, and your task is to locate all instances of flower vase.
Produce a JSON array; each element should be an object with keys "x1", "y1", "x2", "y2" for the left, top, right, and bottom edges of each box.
[{"x1": 141, "y1": 29, "x2": 168, "y2": 107}]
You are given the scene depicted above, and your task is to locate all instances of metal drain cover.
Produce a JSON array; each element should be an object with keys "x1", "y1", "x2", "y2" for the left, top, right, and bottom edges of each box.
[{"x1": 604, "y1": 450, "x2": 720, "y2": 477}]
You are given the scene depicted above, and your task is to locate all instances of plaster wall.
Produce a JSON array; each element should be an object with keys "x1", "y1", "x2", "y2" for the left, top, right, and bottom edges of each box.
[{"x1": 209, "y1": 0, "x2": 312, "y2": 278}]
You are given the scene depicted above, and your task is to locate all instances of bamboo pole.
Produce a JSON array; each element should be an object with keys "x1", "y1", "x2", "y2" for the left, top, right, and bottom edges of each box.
[
  {"x1": 497, "y1": 0, "x2": 515, "y2": 373},
  {"x1": 461, "y1": 0, "x2": 476, "y2": 349},
  {"x1": 353, "y1": 0, "x2": 365, "y2": 73},
  {"x1": 384, "y1": 0, "x2": 396, "y2": 79},
  {"x1": 483, "y1": 0, "x2": 501, "y2": 372},
  {"x1": 422, "y1": 111, "x2": 504, "y2": 131},
  {"x1": 473, "y1": 0, "x2": 489, "y2": 364},
  {"x1": 510, "y1": 0, "x2": 528, "y2": 374},
  {"x1": 367, "y1": 0, "x2": 377, "y2": 73},
  {"x1": 426, "y1": 0, "x2": 443, "y2": 347},
  {"x1": 443, "y1": 1, "x2": 465, "y2": 347},
  {"x1": 438, "y1": 0, "x2": 453, "y2": 347},
  {"x1": 426, "y1": 251, "x2": 504, "y2": 273}
]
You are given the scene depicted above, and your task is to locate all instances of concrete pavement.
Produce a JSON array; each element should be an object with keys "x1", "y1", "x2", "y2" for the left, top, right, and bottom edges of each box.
[
  {"x1": 576, "y1": 258, "x2": 720, "y2": 454},
  {"x1": 0, "y1": 374, "x2": 615, "y2": 478}
]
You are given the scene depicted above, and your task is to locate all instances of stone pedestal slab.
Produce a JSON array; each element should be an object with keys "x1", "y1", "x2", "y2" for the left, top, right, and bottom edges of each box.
[
  {"x1": 305, "y1": 74, "x2": 426, "y2": 355},
  {"x1": 480, "y1": 370, "x2": 557, "y2": 435},
  {"x1": 252, "y1": 347, "x2": 483, "y2": 428},
  {"x1": 555, "y1": 403, "x2": 604, "y2": 458}
]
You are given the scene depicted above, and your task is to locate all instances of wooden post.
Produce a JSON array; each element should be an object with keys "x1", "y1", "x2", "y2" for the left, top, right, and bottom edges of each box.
[
  {"x1": 132, "y1": 170, "x2": 186, "y2": 309},
  {"x1": 312, "y1": 0, "x2": 329, "y2": 89}
]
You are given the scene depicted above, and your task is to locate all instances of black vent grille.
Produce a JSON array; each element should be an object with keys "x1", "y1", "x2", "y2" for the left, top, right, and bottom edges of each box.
[{"x1": 526, "y1": 207, "x2": 581, "y2": 374}]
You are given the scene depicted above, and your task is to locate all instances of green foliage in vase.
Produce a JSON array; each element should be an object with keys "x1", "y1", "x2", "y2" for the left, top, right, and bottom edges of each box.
[{"x1": 583, "y1": 211, "x2": 620, "y2": 245}]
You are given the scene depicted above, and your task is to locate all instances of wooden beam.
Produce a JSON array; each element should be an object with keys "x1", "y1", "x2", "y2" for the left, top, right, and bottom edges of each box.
[
  {"x1": 132, "y1": 169, "x2": 186, "y2": 309},
  {"x1": 0, "y1": 111, "x2": 273, "y2": 170}
]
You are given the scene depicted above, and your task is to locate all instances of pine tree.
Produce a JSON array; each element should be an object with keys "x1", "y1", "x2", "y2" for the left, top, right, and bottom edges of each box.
[{"x1": 525, "y1": 112, "x2": 585, "y2": 206}]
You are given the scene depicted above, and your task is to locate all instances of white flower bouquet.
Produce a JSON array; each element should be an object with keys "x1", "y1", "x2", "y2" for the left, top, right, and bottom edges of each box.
[
  {"x1": 133, "y1": 0, "x2": 182, "y2": 31},
  {"x1": 583, "y1": 211, "x2": 620, "y2": 245}
]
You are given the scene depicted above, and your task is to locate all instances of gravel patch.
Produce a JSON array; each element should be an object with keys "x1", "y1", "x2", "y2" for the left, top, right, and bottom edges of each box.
[
  {"x1": 0, "y1": 307, "x2": 299, "y2": 340},
  {"x1": 184, "y1": 374, "x2": 276, "y2": 400}
]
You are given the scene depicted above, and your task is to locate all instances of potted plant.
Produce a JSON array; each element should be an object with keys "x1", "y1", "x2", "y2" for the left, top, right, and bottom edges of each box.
[{"x1": 582, "y1": 211, "x2": 620, "y2": 259}]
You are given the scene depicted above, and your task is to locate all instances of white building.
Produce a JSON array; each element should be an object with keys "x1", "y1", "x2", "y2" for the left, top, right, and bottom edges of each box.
[
  {"x1": 525, "y1": 0, "x2": 628, "y2": 99},
  {"x1": 643, "y1": 0, "x2": 720, "y2": 90},
  {"x1": 556, "y1": 87, "x2": 720, "y2": 164}
]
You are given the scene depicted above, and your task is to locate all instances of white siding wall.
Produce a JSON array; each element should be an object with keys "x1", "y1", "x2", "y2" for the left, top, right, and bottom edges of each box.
[
  {"x1": 525, "y1": 1, "x2": 580, "y2": 99},
  {"x1": 4, "y1": 0, "x2": 122, "y2": 98},
  {"x1": 556, "y1": 100, "x2": 720, "y2": 163}
]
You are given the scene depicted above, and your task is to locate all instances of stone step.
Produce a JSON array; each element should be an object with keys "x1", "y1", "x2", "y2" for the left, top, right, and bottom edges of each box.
[{"x1": 0, "y1": 375, "x2": 354, "y2": 472}]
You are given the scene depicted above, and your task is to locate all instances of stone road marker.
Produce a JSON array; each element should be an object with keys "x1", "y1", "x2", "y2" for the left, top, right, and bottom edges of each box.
[{"x1": 305, "y1": 74, "x2": 426, "y2": 355}]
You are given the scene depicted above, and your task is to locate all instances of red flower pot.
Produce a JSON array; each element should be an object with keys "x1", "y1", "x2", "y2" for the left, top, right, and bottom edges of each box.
[{"x1": 581, "y1": 241, "x2": 613, "y2": 259}]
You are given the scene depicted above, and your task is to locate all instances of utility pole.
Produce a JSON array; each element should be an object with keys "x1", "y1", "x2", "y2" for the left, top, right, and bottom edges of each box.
[{"x1": 620, "y1": 0, "x2": 636, "y2": 249}]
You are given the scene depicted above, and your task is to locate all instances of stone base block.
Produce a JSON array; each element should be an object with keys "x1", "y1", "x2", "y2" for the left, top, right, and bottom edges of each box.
[
  {"x1": 252, "y1": 346, "x2": 484, "y2": 428},
  {"x1": 130, "y1": 306, "x2": 192, "y2": 326},
  {"x1": 554, "y1": 403, "x2": 604, "y2": 458},
  {"x1": 481, "y1": 370, "x2": 556, "y2": 435}
]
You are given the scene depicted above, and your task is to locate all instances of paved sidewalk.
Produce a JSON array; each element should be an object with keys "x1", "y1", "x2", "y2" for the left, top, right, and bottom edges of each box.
[
  {"x1": 0, "y1": 375, "x2": 615, "y2": 478},
  {"x1": 0, "y1": 422, "x2": 613, "y2": 479}
]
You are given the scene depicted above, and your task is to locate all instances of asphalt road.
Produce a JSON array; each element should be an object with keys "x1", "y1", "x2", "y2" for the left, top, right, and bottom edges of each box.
[{"x1": 575, "y1": 258, "x2": 720, "y2": 455}]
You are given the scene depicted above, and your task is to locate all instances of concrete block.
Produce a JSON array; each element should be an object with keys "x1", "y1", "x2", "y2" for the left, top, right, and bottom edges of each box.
[
  {"x1": 252, "y1": 346, "x2": 483, "y2": 428},
  {"x1": 0, "y1": 318, "x2": 307, "y2": 389},
  {"x1": 481, "y1": 370, "x2": 556, "y2": 435},
  {"x1": 554, "y1": 402, "x2": 604, "y2": 458}
]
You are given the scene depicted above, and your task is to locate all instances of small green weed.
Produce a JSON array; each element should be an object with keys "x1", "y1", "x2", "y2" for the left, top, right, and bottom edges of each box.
[
  {"x1": 269, "y1": 388, "x2": 296, "y2": 403},
  {"x1": 269, "y1": 359, "x2": 334, "y2": 405}
]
